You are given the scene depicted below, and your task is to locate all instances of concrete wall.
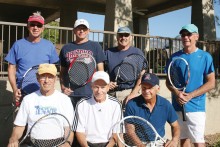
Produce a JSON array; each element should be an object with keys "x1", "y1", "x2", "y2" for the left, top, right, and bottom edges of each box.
[{"x1": 0, "y1": 78, "x2": 219, "y2": 145}]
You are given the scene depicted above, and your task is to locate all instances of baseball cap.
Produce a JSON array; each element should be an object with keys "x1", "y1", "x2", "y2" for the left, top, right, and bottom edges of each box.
[
  {"x1": 28, "y1": 11, "x2": 45, "y2": 25},
  {"x1": 179, "y1": 24, "x2": 198, "y2": 34},
  {"x1": 141, "y1": 73, "x2": 159, "y2": 86},
  {"x1": 38, "y1": 63, "x2": 57, "y2": 76},
  {"x1": 117, "y1": 26, "x2": 132, "y2": 34},
  {"x1": 92, "y1": 71, "x2": 110, "y2": 84},
  {"x1": 74, "y1": 19, "x2": 90, "y2": 29}
]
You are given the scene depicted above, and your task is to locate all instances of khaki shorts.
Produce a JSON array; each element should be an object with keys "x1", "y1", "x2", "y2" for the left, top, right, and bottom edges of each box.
[
  {"x1": 108, "y1": 89, "x2": 132, "y2": 102},
  {"x1": 177, "y1": 111, "x2": 206, "y2": 143}
]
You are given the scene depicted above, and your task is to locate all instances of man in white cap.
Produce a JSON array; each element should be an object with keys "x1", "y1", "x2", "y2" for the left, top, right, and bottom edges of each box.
[
  {"x1": 59, "y1": 19, "x2": 106, "y2": 109},
  {"x1": 73, "y1": 71, "x2": 122, "y2": 147},
  {"x1": 8, "y1": 63, "x2": 74, "y2": 147},
  {"x1": 166, "y1": 24, "x2": 215, "y2": 147}
]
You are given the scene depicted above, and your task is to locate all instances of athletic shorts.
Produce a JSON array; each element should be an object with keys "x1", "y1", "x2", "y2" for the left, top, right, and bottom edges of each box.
[{"x1": 177, "y1": 111, "x2": 206, "y2": 143}]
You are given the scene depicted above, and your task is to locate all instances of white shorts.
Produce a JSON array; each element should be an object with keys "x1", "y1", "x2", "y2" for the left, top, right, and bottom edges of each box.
[{"x1": 177, "y1": 111, "x2": 206, "y2": 143}]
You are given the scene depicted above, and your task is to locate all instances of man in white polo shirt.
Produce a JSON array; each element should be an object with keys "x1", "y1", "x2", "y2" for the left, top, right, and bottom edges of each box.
[{"x1": 73, "y1": 71, "x2": 122, "y2": 147}]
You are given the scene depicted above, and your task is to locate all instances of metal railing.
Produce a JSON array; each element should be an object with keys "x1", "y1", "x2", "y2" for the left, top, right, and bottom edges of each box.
[{"x1": 0, "y1": 21, "x2": 220, "y2": 78}]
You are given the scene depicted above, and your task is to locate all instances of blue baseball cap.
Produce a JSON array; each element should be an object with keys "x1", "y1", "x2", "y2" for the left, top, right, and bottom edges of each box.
[
  {"x1": 141, "y1": 73, "x2": 159, "y2": 86},
  {"x1": 117, "y1": 26, "x2": 132, "y2": 34},
  {"x1": 179, "y1": 24, "x2": 198, "y2": 34}
]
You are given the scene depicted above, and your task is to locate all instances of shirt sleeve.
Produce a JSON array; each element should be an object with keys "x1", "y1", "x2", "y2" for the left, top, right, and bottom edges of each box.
[{"x1": 74, "y1": 103, "x2": 86, "y2": 132}]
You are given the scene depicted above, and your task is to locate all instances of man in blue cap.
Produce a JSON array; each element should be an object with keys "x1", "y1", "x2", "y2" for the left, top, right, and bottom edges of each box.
[
  {"x1": 105, "y1": 26, "x2": 145, "y2": 107},
  {"x1": 125, "y1": 73, "x2": 180, "y2": 147},
  {"x1": 166, "y1": 24, "x2": 215, "y2": 147}
]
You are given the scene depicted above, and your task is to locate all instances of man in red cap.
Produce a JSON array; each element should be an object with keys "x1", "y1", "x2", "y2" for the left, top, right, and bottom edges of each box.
[{"x1": 5, "y1": 11, "x2": 59, "y2": 108}]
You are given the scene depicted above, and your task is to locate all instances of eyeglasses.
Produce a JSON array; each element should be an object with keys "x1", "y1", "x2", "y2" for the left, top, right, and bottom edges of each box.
[
  {"x1": 181, "y1": 32, "x2": 193, "y2": 38},
  {"x1": 39, "y1": 75, "x2": 55, "y2": 81},
  {"x1": 75, "y1": 25, "x2": 88, "y2": 31},
  {"x1": 29, "y1": 23, "x2": 43, "y2": 28},
  {"x1": 118, "y1": 33, "x2": 130, "y2": 37}
]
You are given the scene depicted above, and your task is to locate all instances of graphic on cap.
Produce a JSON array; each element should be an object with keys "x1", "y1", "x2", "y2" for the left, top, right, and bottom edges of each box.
[
  {"x1": 28, "y1": 11, "x2": 45, "y2": 25},
  {"x1": 74, "y1": 19, "x2": 90, "y2": 29}
]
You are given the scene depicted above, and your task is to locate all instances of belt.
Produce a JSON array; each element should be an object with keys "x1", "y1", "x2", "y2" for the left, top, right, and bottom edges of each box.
[{"x1": 116, "y1": 88, "x2": 132, "y2": 91}]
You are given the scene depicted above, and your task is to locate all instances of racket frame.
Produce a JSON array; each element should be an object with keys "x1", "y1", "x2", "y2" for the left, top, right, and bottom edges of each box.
[
  {"x1": 117, "y1": 115, "x2": 166, "y2": 147},
  {"x1": 115, "y1": 53, "x2": 148, "y2": 84},
  {"x1": 5, "y1": 65, "x2": 40, "y2": 121},
  {"x1": 68, "y1": 53, "x2": 97, "y2": 88},
  {"x1": 19, "y1": 112, "x2": 71, "y2": 146},
  {"x1": 168, "y1": 57, "x2": 189, "y2": 121}
]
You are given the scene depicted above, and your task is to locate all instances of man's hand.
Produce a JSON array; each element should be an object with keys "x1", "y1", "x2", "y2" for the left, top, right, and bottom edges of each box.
[
  {"x1": 7, "y1": 137, "x2": 19, "y2": 147},
  {"x1": 164, "y1": 139, "x2": 179, "y2": 147},
  {"x1": 109, "y1": 82, "x2": 118, "y2": 90},
  {"x1": 176, "y1": 91, "x2": 193, "y2": 105},
  {"x1": 14, "y1": 89, "x2": 22, "y2": 103},
  {"x1": 62, "y1": 87, "x2": 73, "y2": 96}
]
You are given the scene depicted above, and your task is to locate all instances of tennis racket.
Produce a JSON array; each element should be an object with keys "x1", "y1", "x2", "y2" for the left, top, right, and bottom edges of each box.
[
  {"x1": 168, "y1": 57, "x2": 190, "y2": 121},
  {"x1": 115, "y1": 54, "x2": 148, "y2": 84},
  {"x1": 19, "y1": 113, "x2": 71, "y2": 147},
  {"x1": 117, "y1": 116, "x2": 166, "y2": 147},
  {"x1": 68, "y1": 53, "x2": 96, "y2": 89},
  {"x1": 4, "y1": 65, "x2": 39, "y2": 121}
]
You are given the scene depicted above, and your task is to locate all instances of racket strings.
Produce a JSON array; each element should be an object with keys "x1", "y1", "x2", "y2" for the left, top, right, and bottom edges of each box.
[
  {"x1": 115, "y1": 54, "x2": 148, "y2": 83},
  {"x1": 122, "y1": 118, "x2": 157, "y2": 146},
  {"x1": 68, "y1": 55, "x2": 96, "y2": 87},
  {"x1": 31, "y1": 137, "x2": 64, "y2": 147},
  {"x1": 28, "y1": 114, "x2": 71, "y2": 147},
  {"x1": 21, "y1": 67, "x2": 39, "y2": 94},
  {"x1": 69, "y1": 62, "x2": 89, "y2": 86},
  {"x1": 170, "y1": 60, "x2": 189, "y2": 89},
  {"x1": 118, "y1": 63, "x2": 137, "y2": 82}
]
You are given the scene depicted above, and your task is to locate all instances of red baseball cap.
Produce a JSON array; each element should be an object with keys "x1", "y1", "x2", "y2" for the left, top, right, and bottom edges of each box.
[{"x1": 28, "y1": 12, "x2": 45, "y2": 25}]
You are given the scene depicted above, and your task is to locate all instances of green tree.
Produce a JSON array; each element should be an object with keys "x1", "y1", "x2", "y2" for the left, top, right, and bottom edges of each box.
[{"x1": 43, "y1": 21, "x2": 60, "y2": 44}]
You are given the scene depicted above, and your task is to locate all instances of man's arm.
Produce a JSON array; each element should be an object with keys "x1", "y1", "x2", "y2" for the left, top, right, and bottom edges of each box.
[
  {"x1": 59, "y1": 66, "x2": 73, "y2": 95},
  {"x1": 166, "y1": 72, "x2": 215, "y2": 105},
  {"x1": 186, "y1": 72, "x2": 215, "y2": 101},
  {"x1": 165, "y1": 121, "x2": 180, "y2": 147},
  {"x1": 7, "y1": 126, "x2": 25, "y2": 147},
  {"x1": 8, "y1": 63, "x2": 21, "y2": 102},
  {"x1": 76, "y1": 132, "x2": 89, "y2": 147},
  {"x1": 106, "y1": 133, "x2": 117, "y2": 147},
  {"x1": 61, "y1": 131, "x2": 74, "y2": 147},
  {"x1": 97, "y1": 62, "x2": 104, "y2": 71},
  {"x1": 124, "y1": 70, "x2": 145, "y2": 104}
]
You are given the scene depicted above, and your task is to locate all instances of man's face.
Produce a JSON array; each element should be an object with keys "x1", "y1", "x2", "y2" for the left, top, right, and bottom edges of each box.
[
  {"x1": 37, "y1": 73, "x2": 56, "y2": 93},
  {"x1": 28, "y1": 21, "x2": 44, "y2": 38},
  {"x1": 117, "y1": 33, "x2": 131, "y2": 47},
  {"x1": 73, "y1": 25, "x2": 89, "y2": 40},
  {"x1": 141, "y1": 83, "x2": 159, "y2": 101},
  {"x1": 91, "y1": 80, "x2": 109, "y2": 102},
  {"x1": 180, "y1": 31, "x2": 199, "y2": 48}
]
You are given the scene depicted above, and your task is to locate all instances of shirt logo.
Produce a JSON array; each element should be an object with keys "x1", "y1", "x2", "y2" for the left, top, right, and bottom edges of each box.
[{"x1": 145, "y1": 74, "x2": 151, "y2": 80}]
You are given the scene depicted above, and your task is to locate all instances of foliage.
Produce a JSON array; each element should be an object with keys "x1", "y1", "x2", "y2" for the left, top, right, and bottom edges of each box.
[{"x1": 43, "y1": 21, "x2": 60, "y2": 44}]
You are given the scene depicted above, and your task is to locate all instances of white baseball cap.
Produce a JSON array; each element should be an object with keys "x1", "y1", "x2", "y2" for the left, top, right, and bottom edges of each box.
[
  {"x1": 74, "y1": 19, "x2": 90, "y2": 29},
  {"x1": 92, "y1": 71, "x2": 110, "y2": 84}
]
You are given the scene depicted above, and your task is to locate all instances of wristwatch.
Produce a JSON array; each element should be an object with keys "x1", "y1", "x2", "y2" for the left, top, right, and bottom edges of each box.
[{"x1": 65, "y1": 140, "x2": 72, "y2": 146}]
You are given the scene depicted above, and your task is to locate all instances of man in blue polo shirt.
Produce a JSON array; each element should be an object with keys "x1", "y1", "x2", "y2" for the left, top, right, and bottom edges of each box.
[{"x1": 124, "y1": 73, "x2": 180, "y2": 147}]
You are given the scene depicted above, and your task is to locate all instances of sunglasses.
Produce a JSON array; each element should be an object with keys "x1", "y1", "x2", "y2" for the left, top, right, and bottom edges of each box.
[
  {"x1": 29, "y1": 23, "x2": 43, "y2": 28},
  {"x1": 118, "y1": 33, "x2": 130, "y2": 37},
  {"x1": 181, "y1": 32, "x2": 193, "y2": 38}
]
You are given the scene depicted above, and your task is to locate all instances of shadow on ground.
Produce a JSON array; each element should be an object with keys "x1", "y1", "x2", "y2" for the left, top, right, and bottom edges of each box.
[{"x1": 0, "y1": 80, "x2": 13, "y2": 146}]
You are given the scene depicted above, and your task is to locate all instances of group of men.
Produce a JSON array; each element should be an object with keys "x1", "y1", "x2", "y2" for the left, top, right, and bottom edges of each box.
[{"x1": 5, "y1": 11, "x2": 215, "y2": 147}]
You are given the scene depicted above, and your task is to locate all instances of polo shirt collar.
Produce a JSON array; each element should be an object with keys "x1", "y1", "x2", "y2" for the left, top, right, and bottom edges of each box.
[{"x1": 140, "y1": 95, "x2": 163, "y2": 108}]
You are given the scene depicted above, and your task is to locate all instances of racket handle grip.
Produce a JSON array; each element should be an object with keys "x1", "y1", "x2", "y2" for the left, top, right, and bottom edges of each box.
[
  {"x1": 15, "y1": 101, "x2": 20, "y2": 107},
  {"x1": 182, "y1": 104, "x2": 187, "y2": 121}
]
